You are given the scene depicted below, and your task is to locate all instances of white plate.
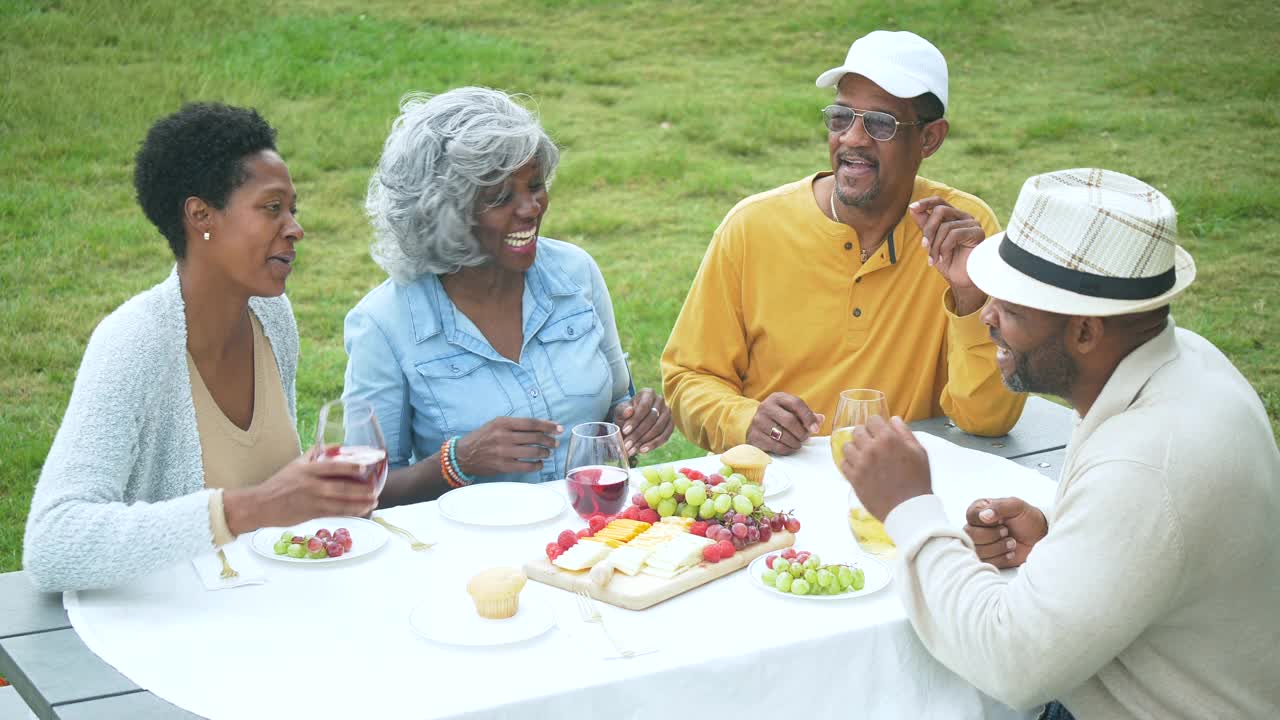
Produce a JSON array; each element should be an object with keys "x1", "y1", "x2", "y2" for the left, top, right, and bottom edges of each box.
[
  {"x1": 745, "y1": 551, "x2": 890, "y2": 600},
  {"x1": 251, "y1": 516, "x2": 388, "y2": 564},
  {"x1": 409, "y1": 593, "x2": 554, "y2": 647},
  {"x1": 437, "y1": 482, "x2": 567, "y2": 527},
  {"x1": 632, "y1": 457, "x2": 795, "y2": 498}
]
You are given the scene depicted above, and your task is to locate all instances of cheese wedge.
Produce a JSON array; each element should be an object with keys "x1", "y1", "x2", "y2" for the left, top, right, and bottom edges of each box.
[
  {"x1": 552, "y1": 539, "x2": 612, "y2": 571},
  {"x1": 608, "y1": 545, "x2": 652, "y2": 576}
]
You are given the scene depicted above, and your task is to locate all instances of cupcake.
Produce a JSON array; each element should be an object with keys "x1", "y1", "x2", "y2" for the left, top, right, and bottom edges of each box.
[
  {"x1": 466, "y1": 567, "x2": 527, "y2": 619},
  {"x1": 720, "y1": 444, "x2": 772, "y2": 485}
]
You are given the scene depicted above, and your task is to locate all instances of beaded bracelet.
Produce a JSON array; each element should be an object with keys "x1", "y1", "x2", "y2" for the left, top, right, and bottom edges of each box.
[
  {"x1": 447, "y1": 437, "x2": 475, "y2": 485},
  {"x1": 440, "y1": 439, "x2": 465, "y2": 489}
]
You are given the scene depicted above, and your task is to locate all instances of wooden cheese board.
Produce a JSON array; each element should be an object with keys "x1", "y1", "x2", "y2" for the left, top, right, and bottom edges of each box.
[{"x1": 524, "y1": 530, "x2": 795, "y2": 610}]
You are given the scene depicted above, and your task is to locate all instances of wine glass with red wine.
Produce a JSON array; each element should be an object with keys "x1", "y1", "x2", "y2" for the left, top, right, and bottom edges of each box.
[
  {"x1": 314, "y1": 399, "x2": 388, "y2": 500},
  {"x1": 565, "y1": 422, "x2": 629, "y2": 519}
]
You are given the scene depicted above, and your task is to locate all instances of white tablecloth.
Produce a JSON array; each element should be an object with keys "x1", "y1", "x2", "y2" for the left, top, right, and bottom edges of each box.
[{"x1": 65, "y1": 434, "x2": 1057, "y2": 719}]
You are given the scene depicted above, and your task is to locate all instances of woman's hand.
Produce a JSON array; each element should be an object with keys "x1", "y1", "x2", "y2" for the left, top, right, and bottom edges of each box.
[
  {"x1": 612, "y1": 389, "x2": 675, "y2": 456},
  {"x1": 224, "y1": 457, "x2": 378, "y2": 535},
  {"x1": 455, "y1": 417, "x2": 562, "y2": 477}
]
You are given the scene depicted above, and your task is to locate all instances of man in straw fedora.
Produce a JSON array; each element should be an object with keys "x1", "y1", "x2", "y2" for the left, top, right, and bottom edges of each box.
[
  {"x1": 838, "y1": 168, "x2": 1280, "y2": 719},
  {"x1": 661, "y1": 30, "x2": 1025, "y2": 455}
]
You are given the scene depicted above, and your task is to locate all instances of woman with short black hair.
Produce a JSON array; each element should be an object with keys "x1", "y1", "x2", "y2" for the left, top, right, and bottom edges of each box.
[{"x1": 24, "y1": 103, "x2": 373, "y2": 592}]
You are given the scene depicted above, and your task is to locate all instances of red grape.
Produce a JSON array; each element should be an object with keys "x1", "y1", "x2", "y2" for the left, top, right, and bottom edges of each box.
[
  {"x1": 731, "y1": 522, "x2": 748, "y2": 539},
  {"x1": 315, "y1": 528, "x2": 331, "y2": 540},
  {"x1": 708, "y1": 474, "x2": 724, "y2": 485},
  {"x1": 747, "y1": 527, "x2": 760, "y2": 543},
  {"x1": 765, "y1": 554, "x2": 777, "y2": 569},
  {"x1": 291, "y1": 536, "x2": 306, "y2": 544},
  {"x1": 759, "y1": 525, "x2": 773, "y2": 543},
  {"x1": 632, "y1": 493, "x2": 649, "y2": 509},
  {"x1": 770, "y1": 516, "x2": 784, "y2": 531},
  {"x1": 325, "y1": 541, "x2": 343, "y2": 557},
  {"x1": 339, "y1": 536, "x2": 352, "y2": 552},
  {"x1": 732, "y1": 536, "x2": 746, "y2": 550},
  {"x1": 781, "y1": 548, "x2": 798, "y2": 560},
  {"x1": 307, "y1": 537, "x2": 324, "y2": 553},
  {"x1": 638, "y1": 509, "x2": 660, "y2": 525},
  {"x1": 784, "y1": 517, "x2": 801, "y2": 533}
]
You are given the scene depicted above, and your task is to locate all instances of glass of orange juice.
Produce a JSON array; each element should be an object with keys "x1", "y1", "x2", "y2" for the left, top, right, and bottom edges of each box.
[{"x1": 830, "y1": 389, "x2": 896, "y2": 558}]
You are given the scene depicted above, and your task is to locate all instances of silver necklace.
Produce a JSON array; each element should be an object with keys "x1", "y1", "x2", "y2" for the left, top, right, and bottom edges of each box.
[{"x1": 830, "y1": 189, "x2": 884, "y2": 263}]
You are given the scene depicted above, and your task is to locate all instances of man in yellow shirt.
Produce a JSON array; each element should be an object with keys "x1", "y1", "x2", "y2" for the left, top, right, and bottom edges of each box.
[{"x1": 662, "y1": 30, "x2": 1025, "y2": 454}]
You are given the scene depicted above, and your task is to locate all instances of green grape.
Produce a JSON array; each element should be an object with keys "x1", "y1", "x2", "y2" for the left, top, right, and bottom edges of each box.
[
  {"x1": 698, "y1": 500, "x2": 718, "y2": 519},
  {"x1": 817, "y1": 569, "x2": 834, "y2": 587},
  {"x1": 741, "y1": 483, "x2": 761, "y2": 496},
  {"x1": 790, "y1": 578, "x2": 811, "y2": 595},
  {"x1": 272, "y1": 540, "x2": 290, "y2": 555},
  {"x1": 803, "y1": 568, "x2": 818, "y2": 585},
  {"x1": 724, "y1": 477, "x2": 743, "y2": 493},
  {"x1": 761, "y1": 569, "x2": 778, "y2": 586},
  {"x1": 746, "y1": 490, "x2": 765, "y2": 509},
  {"x1": 710, "y1": 484, "x2": 729, "y2": 495},
  {"x1": 643, "y1": 486, "x2": 663, "y2": 508},
  {"x1": 658, "y1": 465, "x2": 677, "y2": 483},
  {"x1": 718, "y1": 465, "x2": 734, "y2": 478},
  {"x1": 286, "y1": 544, "x2": 306, "y2": 559},
  {"x1": 713, "y1": 494, "x2": 733, "y2": 515},
  {"x1": 788, "y1": 565, "x2": 805, "y2": 579},
  {"x1": 804, "y1": 556, "x2": 821, "y2": 569},
  {"x1": 641, "y1": 467, "x2": 661, "y2": 485},
  {"x1": 658, "y1": 481, "x2": 676, "y2": 499},
  {"x1": 657, "y1": 497, "x2": 678, "y2": 517},
  {"x1": 837, "y1": 566, "x2": 854, "y2": 588},
  {"x1": 679, "y1": 502, "x2": 698, "y2": 519},
  {"x1": 774, "y1": 572, "x2": 793, "y2": 592},
  {"x1": 673, "y1": 476, "x2": 692, "y2": 494},
  {"x1": 773, "y1": 558, "x2": 791, "y2": 574},
  {"x1": 306, "y1": 548, "x2": 327, "y2": 560},
  {"x1": 685, "y1": 485, "x2": 707, "y2": 506},
  {"x1": 280, "y1": 530, "x2": 294, "y2": 542},
  {"x1": 732, "y1": 494, "x2": 754, "y2": 516},
  {"x1": 852, "y1": 568, "x2": 865, "y2": 591},
  {"x1": 823, "y1": 582, "x2": 841, "y2": 595}
]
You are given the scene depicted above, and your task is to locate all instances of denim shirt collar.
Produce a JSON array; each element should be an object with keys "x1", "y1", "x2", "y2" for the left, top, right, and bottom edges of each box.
[{"x1": 404, "y1": 249, "x2": 585, "y2": 361}]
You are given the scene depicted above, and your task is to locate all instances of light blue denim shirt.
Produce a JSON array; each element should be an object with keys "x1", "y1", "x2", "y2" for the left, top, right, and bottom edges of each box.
[{"x1": 342, "y1": 238, "x2": 631, "y2": 484}]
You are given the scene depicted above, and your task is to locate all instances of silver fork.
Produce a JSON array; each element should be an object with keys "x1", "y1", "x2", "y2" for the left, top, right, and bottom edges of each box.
[
  {"x1": 373, "y1": 516, "x2": 435, "y2": 551},
  {"x1": 217, "y1": 549, "x2": 239, "y2": 580},
  {"x1": 575, "y1": 590, "x2": 634, "y2": 658}
]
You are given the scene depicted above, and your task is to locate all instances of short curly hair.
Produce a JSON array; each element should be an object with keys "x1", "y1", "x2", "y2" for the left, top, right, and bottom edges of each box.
[
  {"x1": 366, "y1": 87, "x2": 560, "y2": 284},
  {"x1": 133, "y1": 102, "x2": 278, "y2": 258}
]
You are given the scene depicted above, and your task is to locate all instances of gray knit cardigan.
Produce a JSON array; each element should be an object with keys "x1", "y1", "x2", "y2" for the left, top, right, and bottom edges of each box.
[{"x1": 23, "y1": 269, "x2": 298, "y2": 592}]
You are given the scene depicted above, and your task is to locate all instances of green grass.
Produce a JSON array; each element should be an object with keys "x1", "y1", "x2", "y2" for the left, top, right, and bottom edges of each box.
[{"x1": 2, "y1": 0, "x2": 1277, "y2": 573}]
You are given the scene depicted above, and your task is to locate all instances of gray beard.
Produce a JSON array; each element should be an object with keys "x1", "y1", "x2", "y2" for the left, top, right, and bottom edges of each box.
[{"x1": 836, "y1": 179, "x2": 881, "y2": 209}]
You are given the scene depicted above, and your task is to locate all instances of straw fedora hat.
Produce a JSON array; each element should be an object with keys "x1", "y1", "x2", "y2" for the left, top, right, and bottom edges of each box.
[{"x1": 967, "y1": 168, "x2": 1196, "y2": 317}]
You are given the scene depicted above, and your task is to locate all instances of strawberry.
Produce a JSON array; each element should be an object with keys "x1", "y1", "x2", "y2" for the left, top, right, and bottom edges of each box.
[{"x1": 557, "y1": 530, "x2": 578, "y2": 550}]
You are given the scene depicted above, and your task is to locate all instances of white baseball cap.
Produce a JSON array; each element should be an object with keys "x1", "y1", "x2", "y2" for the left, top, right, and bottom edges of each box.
[{"x1": 815, "y1": 31, "x2": 949, "y2": 113}]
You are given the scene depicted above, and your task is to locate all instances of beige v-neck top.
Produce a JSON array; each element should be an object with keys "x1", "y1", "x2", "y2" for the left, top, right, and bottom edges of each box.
[{"x1": 189, "y1": 314, "x2": 301, "y2": 545}]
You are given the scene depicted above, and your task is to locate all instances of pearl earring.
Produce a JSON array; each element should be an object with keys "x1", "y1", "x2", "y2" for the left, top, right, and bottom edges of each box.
[{"x1": 203, "y1": 232, "x2": 210, "y2": 241}]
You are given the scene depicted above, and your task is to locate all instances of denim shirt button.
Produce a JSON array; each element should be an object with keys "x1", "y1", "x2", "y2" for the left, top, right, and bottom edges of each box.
[
  {"x1": 530, "y1": 388, "x2": 540, "y2": 398},
  {"x1": 568, "y1": 327, "x2": 575, "y2": 336},
  {"x1": 450, "y1": 364, "x2": 459, "y2": 373}
]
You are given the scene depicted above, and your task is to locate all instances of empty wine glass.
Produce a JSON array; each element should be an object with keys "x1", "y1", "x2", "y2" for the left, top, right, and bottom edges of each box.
[
  {"x1": 564, "y1": 422, "x2": 629, "y2": 519},
  {"x1": 314, "y1": 398, "x2": 388, "y2": 499}
]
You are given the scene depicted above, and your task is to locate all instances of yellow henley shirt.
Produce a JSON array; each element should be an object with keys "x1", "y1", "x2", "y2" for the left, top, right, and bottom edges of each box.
[{"x1": 661, "y1": 172, "x2": 1026, "y2": 452}]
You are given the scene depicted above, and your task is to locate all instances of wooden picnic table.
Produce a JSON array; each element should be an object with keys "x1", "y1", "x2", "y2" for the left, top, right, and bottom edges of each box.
[{"x1": 0, "y1": 396, "x2": 1072, "y2": 719}]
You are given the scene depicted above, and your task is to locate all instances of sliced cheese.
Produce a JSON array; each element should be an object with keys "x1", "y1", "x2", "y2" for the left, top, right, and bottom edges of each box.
[
  {"x1": 608, "y1": 545, "x2": 652, "y2": 576},
  {"x1": 552, "y1": 539, "x2": 612, "y2": 571}
]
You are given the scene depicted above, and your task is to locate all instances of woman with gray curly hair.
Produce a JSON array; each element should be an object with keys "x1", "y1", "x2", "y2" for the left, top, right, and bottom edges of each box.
[{"x1": 343, "y1": 87, "x2": 674, "y2": 503}]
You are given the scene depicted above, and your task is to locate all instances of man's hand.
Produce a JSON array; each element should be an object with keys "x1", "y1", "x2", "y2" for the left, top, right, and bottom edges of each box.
[
  {"x1": 909, "y1": 196, "x2": 989, "y2": 315},
  {"x1": 838, "y1": 415, "x2": 932, "y2": 520},
  {"x1": 964, "y1": 497, "x2": 1048, "y2": 568},
  {"x1": 747, "y1": 392, "x2": 824, "y2": 455},
  {"x1": 455, "y1": 417, "x2": 562, "y2": 476},
  {"x1": 612, "y1": 388, "x2": 675, "y2": 456}
]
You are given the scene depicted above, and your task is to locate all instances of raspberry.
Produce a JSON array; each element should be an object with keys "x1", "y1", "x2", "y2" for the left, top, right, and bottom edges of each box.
[
  {"x1": 638, "y1": 509, "x2": 660, "y2": 525},
  {"x1": 576, "y1": 528, "x2": 592, "y2": 539},
  {"x1": 557, "y1": 530, "x2": 578, "y2": 550},
  {"x1": 689, "y1": 521, "x2": 708, "y2": 537},
  {"x1": 717, "y1": 539, "x2": 735, "y2": 558},
  {"x1": 547, "y1": 543, "x2": 565, "y2": 561},
  {"x1": 702, "y1": 544, "x2": 721, "y2": 563},
  {"x1": 588, "y1": 515, "x2": 608, "y2": 533}
]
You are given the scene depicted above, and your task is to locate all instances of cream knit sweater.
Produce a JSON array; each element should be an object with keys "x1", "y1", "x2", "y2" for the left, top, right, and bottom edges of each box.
[
  {"x1": 886, "y1": 323, "x2": 1280, "y2": 718},
  {"x1": 23, "y1": 269, "x2": 297, "y2": 592}
]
